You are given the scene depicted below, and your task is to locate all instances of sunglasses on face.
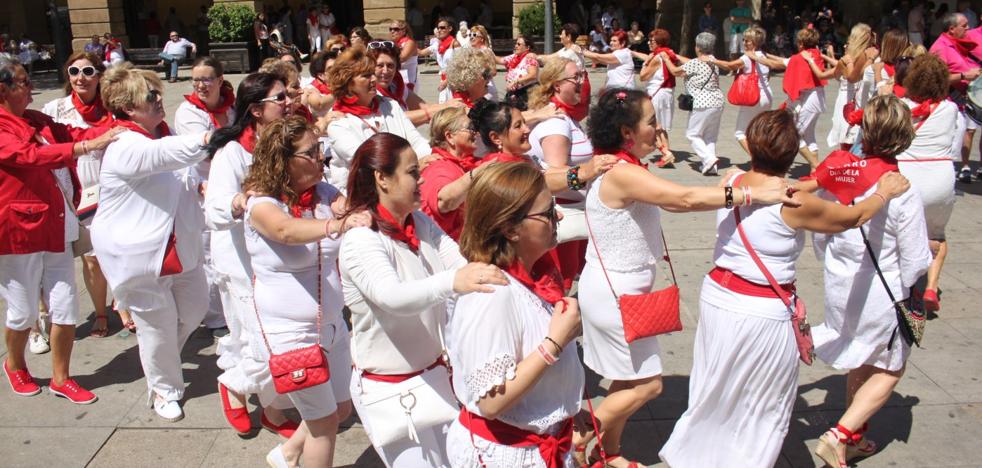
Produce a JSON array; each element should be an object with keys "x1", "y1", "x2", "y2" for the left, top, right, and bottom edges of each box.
[
  {"x1": 437, "y1": 25, "x2": 450, "y2": 30},
  {"x1": 145, "y1": 89, "x2": 161, "y2": 103},
  {"x1": 259, "y1": 91, "x2": 288, "y2": 103},
  {"x1": 368, "y1": 40, "x2": 395, "y2": 49},
  {"x1": 525, "y1": 202, "x2": 559, "y2": 225},
  {"x1": 330, "y1": 46, "x2": 345, "y2": 52},
  {"x1": 389, "y1": 27, "x2": 404, "y2": 32},
  {"x1": 192, "y1": 77, "x2": 216, "y2": 85},
  {"x1": 68, "y1": 65, "x2": 98, "y2": 77},
  {"x1": 293, "y1": 142, "x2": 326, "y2": 161}
]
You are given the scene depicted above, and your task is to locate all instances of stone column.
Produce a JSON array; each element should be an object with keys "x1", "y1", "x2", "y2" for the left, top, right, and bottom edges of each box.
[
  {"x1": 364, "y1": 0, "x2": 406, "y2": 39},
  {"x1": 67, "y1": 0, "x2": 127, "y2": 53},
  {"x1": 512, "y1": 0, "x2": 536, "y2": 38}
]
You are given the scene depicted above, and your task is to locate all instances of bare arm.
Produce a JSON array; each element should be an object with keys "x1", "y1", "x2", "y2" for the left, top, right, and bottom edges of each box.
[
  {"x1": 661, "y1": 53, "x2": 686, "y2": 77},
  {"x1": 711, "y1": 56, "x2": 746, "y2": 72},
  {"x1": 399, "y1": 40, "x2": 418, "y2": 62},
  {"x1": 639, "y1": 55, "x2": 660, "y2": 81},
  {"x1": 249, "y1": 199, "x2": 362, "y2": 245},
  {"x1": 582, "y1": 49, "x2": 622, "y2": 66}
]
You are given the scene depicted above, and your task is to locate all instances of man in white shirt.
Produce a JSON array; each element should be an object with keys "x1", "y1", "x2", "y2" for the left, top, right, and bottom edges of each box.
[{"x1": 158, "y1": 31, "x2": 196, "y2": 82}]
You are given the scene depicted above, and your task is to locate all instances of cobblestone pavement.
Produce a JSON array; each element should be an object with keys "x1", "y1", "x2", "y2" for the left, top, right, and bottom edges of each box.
[{"x1": 2, "y1": 63, "x2": 981, "y2": 467}]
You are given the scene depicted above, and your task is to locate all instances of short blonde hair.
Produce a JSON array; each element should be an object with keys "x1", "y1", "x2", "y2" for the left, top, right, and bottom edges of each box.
[
  {"x1": 100, "y1": 63, "x2": 162, "y2": 118},
  {"x1": 469, "y1": 25, "x2": 490, "y2": 44},
  {"x1": 328, "y1": 47, "x2": 375, "y2": 97},
  {"x1": 528, "y1": 57, "x2": 574, "y2": 110},
  {"x1": 743, "y1": 26, "x2": 766, "y2": 49},
  {"x1": 861, "y1": 95, "x2": 914, "y2": 158},
  {"x1": 446, "y1": 47, "x2": 492, "y2": 93},
  {"x1": 796, "y1": 28, "x2": 820, "y2": 49},
  {"x1": 260, "y1": 59, "x2": 299, "y2": 85},
  {"x1": 429, "y1": 107, "x2": 470, "y2": 148}
]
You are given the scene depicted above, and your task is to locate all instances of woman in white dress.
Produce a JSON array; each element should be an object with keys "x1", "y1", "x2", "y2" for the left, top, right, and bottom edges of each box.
[
  {"x1": 659, "y1": 110, "x2": 910, "y2": 468},
  {"x1": 662, "y1": 32, "x2": 724, "y2": 175},
  {"x1": 446, "y1": 162, "x2": 585, "y2": 468},
  {"x1": 244, "y1": 116, "x2": 371, "y2": 468},
  {"x1": 203, "y1": 72, "x2": 298, "y2": 437},
  {"x1": 390, "y1": 20, "x2": 419, "y2": 91},
  {"x1": 417, "y1": 18, "x2": 460, "y2": 104},
  {"x1": 634, "y1": 28, "x2": 681, "y2": 166},
  {"x1": 583, "y1": 30, "x2": 636, "y2": 90},
  {"x1": 93, "y1": 65, "x2": 213, "y2": 422},
  {"x1": 895, "y1": 54, "x2": 960, "y2": 312},
  {"x1": 826, "y1": 24, "x2": 874, "y2": 150},
  {"x1": 809, "y1": 95, "x2": 933, "y2": 468},
  {"x1": 575, "y1": 89, "x2": 795, "y2": 467},
  {"x1": 340, "y1": 132, "x2": 507, "y2": 467},
  {"x1": 709, "y1": 27, "x2": 784, "y2": 156},
  {"x1": 326, "y1": 48, "x2": 431, "y2": 192},
  {"x1": 307, "y1": 7, "x2": 322, "y2": 53},
  {"x1": 41, "y1": 52, "x2": 118, "y2": 338}
]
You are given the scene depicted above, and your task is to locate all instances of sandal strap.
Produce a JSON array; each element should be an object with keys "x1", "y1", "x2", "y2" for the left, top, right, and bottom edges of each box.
[{"x1": 835, "y1": 424, "x2": 864, "y2": 444}]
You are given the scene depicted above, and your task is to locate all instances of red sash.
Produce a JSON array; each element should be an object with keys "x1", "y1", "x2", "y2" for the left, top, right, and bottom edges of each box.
[
  {"x1": 237, "y1": 124, "x2": 257, "y2": 154},
  {"x1": 377, "y1": 72, "x2": 407, "y2": 109},
  {"x1": 783, "y1": 49, "x2": 826, "y2": 102},
  {"x1": 504, "y1": 256, "x2": 564, "y2": 305},
  {"x1": 376, "y1": 203, "x2": 420, "y2": 252},
  {"x1": 431, "y1": 146, "x2": 480, "y2": 172},
  {"x1": 311, "y1": 78, "x2": 332, "y2": 96},
  {"x1": 459, "y1": 410, "x2": 572, "y2": 468},
  {"x1": 437, "y1": 35, "x2": 455, "y2": 56},
  {"x1": 112, "y1": 119, "x2": 171, "y2": 139},
  {"x1": 654, "y1": 47, "x2": 678, "y2": 89}
]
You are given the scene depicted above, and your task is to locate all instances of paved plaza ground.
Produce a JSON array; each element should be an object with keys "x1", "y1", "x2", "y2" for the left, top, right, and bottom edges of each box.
[{"x1": 2, "y1": 62, "x2": 982, "y2": 467}]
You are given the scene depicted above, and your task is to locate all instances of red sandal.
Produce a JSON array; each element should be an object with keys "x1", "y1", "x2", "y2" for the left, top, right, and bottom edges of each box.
[
  {"x1": 846, "y1": 422, "x2": 877, "y2": 461},
  {"x1": 815, "y1": 424, "x2": 860, "y2": 468},
  {"x1": 923, "y1": 288, "x2": 940, "y2": 312}
]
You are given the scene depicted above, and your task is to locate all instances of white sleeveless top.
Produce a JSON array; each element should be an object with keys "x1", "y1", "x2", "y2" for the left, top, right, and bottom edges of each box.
[
  {"x1": 644, "y1": 58, "x2": 669, "y2": 96},
  {"x1": 584, "y1": 166, "x2": 663, "y2": 272},
  {"x1": 530, "y1": 115, "x2": 593, "y2": 202},
  {"x1": 401, "y1": 54, "x2": 419, "y2": 88},
  {"x1": 898, "y1": 99, "x2": 962, "y2": 160}
]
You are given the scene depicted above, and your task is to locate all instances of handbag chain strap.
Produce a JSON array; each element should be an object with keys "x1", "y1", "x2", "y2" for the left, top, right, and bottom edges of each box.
[
  {"x1": 730, "y1": 174, "x2": 793, "y2": 310},
  {"x1": 252, "y1": 210, "x2": 324, "y2": 355},
  {"x1": 583, "y1": 196, "x2": 677, "y2": 301}
]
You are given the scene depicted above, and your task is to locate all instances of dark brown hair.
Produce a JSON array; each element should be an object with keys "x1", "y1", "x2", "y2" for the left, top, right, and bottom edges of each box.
[
  {"x1": 903, "y1": 53, "x2": 949, "y2": 102},
  {"x1": 242, "y1": 116, "x2": 316, "y2": 206},
  {"x1": 345, "y1": 133, "x2": 414, "y2": 237},
  {"x1": 746, "y1": 110, "x2": 801, "y2": 176},
  {"x1": 61, "y1": 51, "x2": 106, "y2": 95}
]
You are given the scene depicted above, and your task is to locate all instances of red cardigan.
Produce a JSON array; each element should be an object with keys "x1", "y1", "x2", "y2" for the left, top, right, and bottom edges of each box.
[{"x1": 0, "y1": 107, "x2": 99, "y2": 255}]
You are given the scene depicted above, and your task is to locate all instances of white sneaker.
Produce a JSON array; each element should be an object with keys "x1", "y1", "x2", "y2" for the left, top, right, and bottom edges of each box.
[
  {"x1": 700, "y1": 158, "x2": 719, "y2": 176},
  {"x1": 28, "y1": 332, "x2": 50, "y2": 354},
  {"x1": 153, "y1": 397, "x2": 184, "y2": 422},
  {"x1": 266, "y1": 444, "x2": 292, "y2": 468}
]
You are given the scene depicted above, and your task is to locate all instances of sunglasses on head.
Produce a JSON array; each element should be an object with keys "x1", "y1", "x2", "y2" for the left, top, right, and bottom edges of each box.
[
  {"x1": 259, "y1": 91, "x2": 288, "y2": 103},
  {"x1": 368, "y1": 40, "x2": 395, "y2": 49},
  {"x1": 68, "y1": 65, "x2": 98, "y2": 77}
]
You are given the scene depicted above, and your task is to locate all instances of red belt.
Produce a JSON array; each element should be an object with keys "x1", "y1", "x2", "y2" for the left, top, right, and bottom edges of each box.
[
  {"x1": 459, "y1": 409, "x2": 572, "y2": 468},
  {"x1": 555, "y1": 197, "x2": 580, "y2": 205},
  {"x1": 709, "y1": 266, "x2": 794, "y2": 298},
  {"x1": 360, "y1": 357, "x2": 445, "y2": 383}
]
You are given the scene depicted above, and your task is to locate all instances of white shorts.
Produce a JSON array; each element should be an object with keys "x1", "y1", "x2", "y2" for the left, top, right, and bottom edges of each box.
[{"x1": 0, "y1": 245, "x2": 79, "y2": 330}]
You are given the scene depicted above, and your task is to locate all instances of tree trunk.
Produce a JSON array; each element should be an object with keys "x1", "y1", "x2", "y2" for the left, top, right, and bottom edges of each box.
[{"x1": 680, "y1": 0, "x2": 693, "y2": 56}]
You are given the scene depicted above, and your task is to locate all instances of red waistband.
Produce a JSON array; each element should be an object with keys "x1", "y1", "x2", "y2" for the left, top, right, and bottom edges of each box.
[
  {"x1": 360, "y1": 357, "x2": 445, "y2": 383},
  {"x1": 458, "y1": 409, "x2": 572, "y2": 468},
  {"x1": 708, "y1": 266, "x2": 794, "y2": 298},
  {"x1": 555, "y1": 197, "x2": 581, "y2": 205}
]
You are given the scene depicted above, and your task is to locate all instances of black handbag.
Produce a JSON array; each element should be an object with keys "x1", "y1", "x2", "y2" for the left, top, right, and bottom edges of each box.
[
  {"x1": 677, "y1": 93, "x2": 694, "y2": 111},
  {"x1": 859, "y1": 225, "x2": 925, "y2": 348}
]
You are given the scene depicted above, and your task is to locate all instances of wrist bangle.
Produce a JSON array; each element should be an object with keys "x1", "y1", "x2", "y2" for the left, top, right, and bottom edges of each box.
[
  {"x1": 80, "y1": 140, "x2": 89, "y2": 154},
  {"x1": 543, "y1": 336, "x2": 563, "y2": 354},
  {"x1": 871, "y1": 192, "x2": 887, "y2": 204},
  {"x1": 536, "y1": 343, "x2": 559, "y2": 366},
  {"x1": 724, "y1": 186, "x2": 734, "y2": 209},
  {"x1": 566, "y1": 165, "x2": 586, "y2": 190}
]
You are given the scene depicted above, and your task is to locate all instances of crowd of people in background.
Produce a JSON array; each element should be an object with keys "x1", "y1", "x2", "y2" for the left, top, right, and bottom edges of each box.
[{"x1": 1, "y1": 0, "x2": 979, "y2": 467}]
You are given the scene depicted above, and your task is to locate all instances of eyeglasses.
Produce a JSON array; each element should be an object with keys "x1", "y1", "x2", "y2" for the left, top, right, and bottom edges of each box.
[
  {"x1": 437, "y1": 25, "x2": 450, "y2": 30},
  {"x1": 145, "y1": 89, "x2": 161, "y2": 103},
  {"x1": 293, "y1": 142, "x2": 326, "y2": 161},
  {"x1": 68, "y1": 65, "x2": 98, "y2": 77},
  {"x1": 524, "y1": 202, "x2": 559, "y2": 225},
  {"x1": 368, "y1": 40, "x2": 395, "y2": 49},
  {"x1": 192, "y1": 77, "x2": 216, "y2": 85},
  {"x1": 259, "y1": 91, "x2": 288, "y2": 103},
  {"x1": 454, "y1": 127, "x2": 477, "y2": 136},
  {"x1": 481, "y1": 69, "x2": 492, "y2": 81},
  {"x1": 559, "y1": 75, "x2": 583, "y2": 85},
  {"x1": 9, "y1": 77, "x2": 32, "y2": 89}
]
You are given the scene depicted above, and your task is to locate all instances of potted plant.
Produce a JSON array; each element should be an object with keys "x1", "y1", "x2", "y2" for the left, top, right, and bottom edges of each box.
[
  {"x1": 207, "y1": 3, "x2": 255, "y2": 73},
  {"x1": 517, "y1": 1, "x2": 561, "y2": 50}
]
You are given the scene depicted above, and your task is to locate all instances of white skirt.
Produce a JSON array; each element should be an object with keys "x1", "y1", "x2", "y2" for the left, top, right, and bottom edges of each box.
[
  {"x1": 446, "y1": 418, "x2": 576, "y2": 468},
  {"x1": 577, "y1": 263, "x2": 663, "y2": 380},
  {"x1": 898, "y1": 160, "x2": 955, "y2": 240},
  {"x1": 659, "y1": 277, "x2": 798, "y2": 468}
]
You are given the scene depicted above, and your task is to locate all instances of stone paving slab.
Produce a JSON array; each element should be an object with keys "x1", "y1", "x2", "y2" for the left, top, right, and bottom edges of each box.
[{"x1": 0, "y1": 65, "x2": 980, "y2": 467}]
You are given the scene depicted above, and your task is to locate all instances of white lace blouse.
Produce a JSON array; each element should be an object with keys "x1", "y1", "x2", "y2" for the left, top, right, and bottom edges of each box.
[{"x1": 446, "y1": 275, "x2": 584, "y2": 434}]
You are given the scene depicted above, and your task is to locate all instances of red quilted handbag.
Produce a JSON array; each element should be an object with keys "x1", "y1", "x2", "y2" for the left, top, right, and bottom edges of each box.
[
  {"x1": 727, "y1": 58, "x2": 761, "y2": 106},
  {"x1": 253, "y1": 239, "x2": 331, "y2": 394},
  {"x1": 585, "y1": 210, "x2": 682, "y2": 343}
]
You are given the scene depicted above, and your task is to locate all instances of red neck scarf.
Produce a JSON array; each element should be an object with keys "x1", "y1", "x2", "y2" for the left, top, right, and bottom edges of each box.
[
  {"x1": 783, "y1": 48, "x2": 826, "y2": 101},
  {"x1": 480, "y1": 152, "x2": 532, "y2": 166},
  {"x1": 506, "y1": 51, "x2": 529, "y2": 70},
  {"x1": 911, "y1": 99, "x2": 940, "y2": 130},
  {"x1": 437, "y1": 35, "x2": 455, "y2": 56},
  {"x1": 376, "y1": 203, "x2": 420, "y2": 252},
  {"x1": 377, "y1": 72, "x2": 407, "y2": 109},
  {"x1": 294, "y1": 105, "x2": 314, "y2": 123},
  {"x1": 505, "y1": 255, "x2": 565, "y2": 305},
  {"x1": 452, "y1": 91, "x2": 477, "y2": 109},
  {"x1": 653, "y1": 47, "x2": 678, "y2": 89},
  {"x1": 333, "y1": 94, "x2": 380, "y2": 116},
  {"x1": 549, "y1": 95, "x2": 585, "y2": 122},
  {"x1": 308, "y1": 13, "x2": 318, "y2": 24},
  {"x1": 183, "y1": 81, "x2": 235, "y2": 128},
  {"x1": 882, "y1": 63, "x2": 907, "y2": 97},
  {"x1": 288, "y1": 185, "x2": 318, "y2": 218},
  {"x1": 596, "y1": 148, "x2": 644, "y2": 167},
  {"x1": 431, "y1": 146, "x2": 480, "y2": 172},
  {"x1": 70, "y1": 91, "x2": 112, "y2": 127},
  {"x1": 113, "y1": 119, "x2": 171, "y2": 139},
  {"x1": 311, "y1": 77, "x2": 332, "y2": 96},
  {"x1": 945, "y1": 32, "x2": 978, "y2": 57},
  {"x1": 237, "y1": 124, "x2": 257, "y2": 154},
  {"x1": 813, "y1": 150, "x2": 898, "y2": 204}
]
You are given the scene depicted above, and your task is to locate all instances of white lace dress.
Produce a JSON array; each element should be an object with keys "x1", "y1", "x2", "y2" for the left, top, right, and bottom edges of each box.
[
  {"x1": 445, "y1": 276, "x2": 584, "y2": 467},
  {"x1": 579, "y1": 168, "x2": 666, "y2": 379}
]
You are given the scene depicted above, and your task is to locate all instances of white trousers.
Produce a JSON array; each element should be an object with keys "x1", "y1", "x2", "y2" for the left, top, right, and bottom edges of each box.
[
  {"x1": 201, "y1": 230, "x2": 226, "y2": 329},
  {"x1": 794, "y1": 88, "x2": 826, "y2": 153},
  {"x1": 215, "y1": 272, "x2": 251, "y2": 391},
  {"x1": 119, "y1": 264, "x2": 209, "y2": 402},
  {"x1": 0, "y1": 245, "x2": 78, "y2": 330},
  {"x1": 686, "y1": 107, "x2": 724, "y2": 165},
  {"x1": 652, "y1": 88, "x2": 675, "y2": 131},
  {"x1": 734, "y1": 97, "x2": 772, "y2": 141}
]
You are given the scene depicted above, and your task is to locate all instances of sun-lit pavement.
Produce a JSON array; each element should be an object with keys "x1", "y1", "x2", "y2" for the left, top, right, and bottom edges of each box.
[{"x1": 2, "y1": 62, "x2": 981, "y2": 467}]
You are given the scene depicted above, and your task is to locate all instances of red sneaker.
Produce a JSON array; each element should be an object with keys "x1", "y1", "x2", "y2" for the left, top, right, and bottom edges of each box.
[
  {"x1": 218, "y1": 382, "x2": 252, "y2": 435},
  {"x1": 261, "y1": 412, "x2": 299, "y2": 438},
  {"x1": 49, "y1": 378, "x2": 98, "y2": 404},
  {"x1": 3, "y1": 360, "x2": 41, "y2": 396}
]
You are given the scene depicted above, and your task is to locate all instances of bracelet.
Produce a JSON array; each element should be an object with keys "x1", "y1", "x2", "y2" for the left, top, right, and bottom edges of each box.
[
  {"x1": 741, "y1": 186, "x2": 752, "y2": 207},
  {"x1": 543, "y1": 336, "x2": 563, "y2": 355},
  {"x1": 536, "y1": 343, "x2": 559, "y2": 366},
  {"x1": 724, "y1": 186, "x2": 733, "y2": 209},
  {"x1": 566, "y1": 165, "x2": 586, "y2": 190},
  {"x1": 468, "y1": 170, "x2": 474, "y2": 182},
  {"x1": 871, "y1": 192, "x2": 887, "y2": 204}
]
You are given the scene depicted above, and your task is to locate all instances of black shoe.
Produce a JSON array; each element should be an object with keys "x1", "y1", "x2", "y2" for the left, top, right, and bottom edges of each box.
[
  {"x1": 209, "y1": 327, "x2": 230, "y2": 338},
  {"x1": 958, "y1": 167, "x2": 972, "y2": 183}
]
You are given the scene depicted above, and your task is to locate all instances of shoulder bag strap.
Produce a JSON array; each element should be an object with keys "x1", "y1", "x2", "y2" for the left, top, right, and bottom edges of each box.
[
  {"x1": 857, "y1": 223, "x2": 900, "y2": 304},
  {"x1": 731, "y1": 174, "x2": 793, "y2": 308}
]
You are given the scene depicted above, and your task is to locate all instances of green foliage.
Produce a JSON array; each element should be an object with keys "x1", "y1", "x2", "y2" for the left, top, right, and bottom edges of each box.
[
  {"x1": 207, "y1": 3, "x2": 256, "y2": 43},
  {"x1": 517, "y1": 1, "x2": 562, "y2": 38}
]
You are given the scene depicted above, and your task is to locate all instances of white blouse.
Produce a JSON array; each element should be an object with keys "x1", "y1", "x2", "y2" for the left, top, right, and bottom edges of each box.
[
  {"x1": 173, "y1": 100, "x2": 236, "y2": 183},
  {"x1": 739, "y1": 51, "x2": 772, "y2": 100},
  {"x1": 339, "y1": 211, "x2": 466, "y2": 374},
  {"x1": 898, "y1": 99, "x2": 963, "y2": 160},
  {"x1": 447, "y1": 276, "x2": 584, "y2": 433},
  {"x1": 327, "y1": 96, "x2": 432, "y2": 192},
  {"x1": 606, "y1": 48, "x2": 635, "y2": 89},
  {"x1": 529, "y1": 115, "x2": 594, "y2": 202},
  {"x1": 41, "y1": 95, "x2": 105, "y2": 190},
  {"x1": 203, "y1": 140, "x2": 253, "y2": 279},
  {"x1": 91, "y1": 130, "x2": 209, "y2": 305}
]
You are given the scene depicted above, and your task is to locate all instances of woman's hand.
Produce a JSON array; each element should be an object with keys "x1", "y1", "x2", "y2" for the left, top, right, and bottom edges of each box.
[
  {"x1": 581, "y1": 154, "x2": 618, "y2": 180},
  {"x1": 801, "y1": 51, "x2": 815, "y2": 64},
  {"x1": 548, "y1": 298, "x2": 582, "y2": 348},
  {"x1": 747, "y1": 176, "x2": 800, "y2": 206},
  {"x1": 453, "y1": 262, "x2": 509, "y2": 293},
  {"x1": 875, "y1": 171, "x2": 910, "y2": 200},
  {"x1": 418, "y1": 152, "x2": 442, "y2": 171},
  {"x1": 864, "y1": 46, "x2": 879, "y2": 61},
  {"x1": 340, "y1": 210, "x2": 372, "y2": 232},
  {"x1": 86, "y1": 126, "x2": 126, "y2": 151}
]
